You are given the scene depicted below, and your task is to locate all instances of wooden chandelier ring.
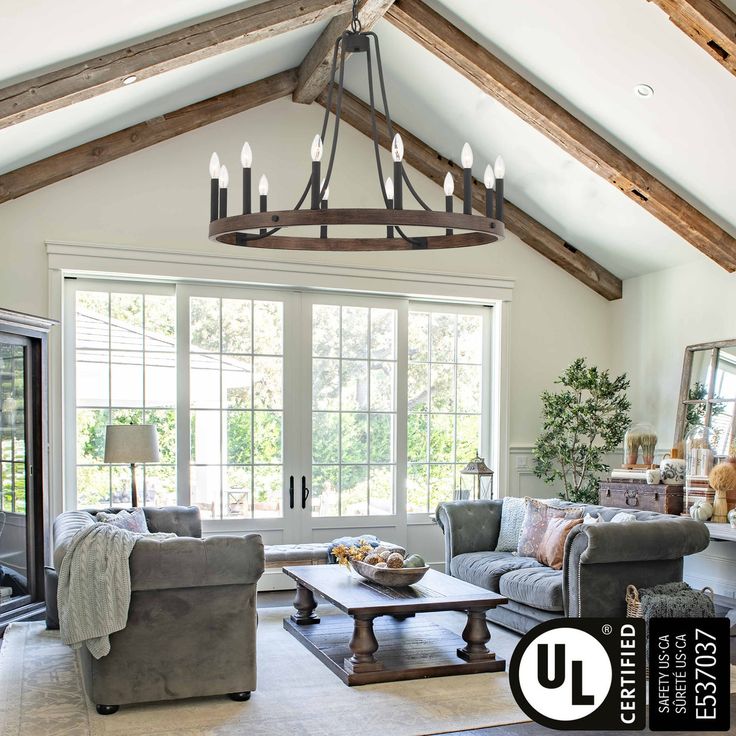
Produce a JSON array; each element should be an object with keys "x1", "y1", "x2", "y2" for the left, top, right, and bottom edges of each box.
[{"x1": 209, "y1": 208, "x2": 504, "y2": 251}]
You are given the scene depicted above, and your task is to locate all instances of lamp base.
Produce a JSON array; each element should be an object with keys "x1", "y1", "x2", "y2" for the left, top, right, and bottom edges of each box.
[{"x1": 130, "y1": 463, "x2": 138, "y2": 507}]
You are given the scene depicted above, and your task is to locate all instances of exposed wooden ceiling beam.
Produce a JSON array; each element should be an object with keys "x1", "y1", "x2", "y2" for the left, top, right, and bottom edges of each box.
[
  {"x1": 293, "y1": 0, "x2": 395, "y2": 104},
  {"x1": 317, "y1": 87, "x2": 622, "y2": 300},
  {"x1": 649, "y1": 0, "x2": 736, "y2": 76},
  {"x1": 0, "y1": 0, "x2": 350, "y2": 130},
  {"x1": 0, "y1": 70, "x2": 297, "y2": 205},
  {"x1": 386, "y1": 0, "x2": 736, "y2": 272}
]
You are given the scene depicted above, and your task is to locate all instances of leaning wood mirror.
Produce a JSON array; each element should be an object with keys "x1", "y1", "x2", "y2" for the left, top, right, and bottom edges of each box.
[{"x1": 675, "y1": 340, "x2": 736, "y2": 456}]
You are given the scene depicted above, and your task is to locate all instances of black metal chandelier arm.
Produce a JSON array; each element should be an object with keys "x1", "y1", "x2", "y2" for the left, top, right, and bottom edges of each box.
[
  {"x1": 290, "y1": 35, "x2": 342, "y2": 212},
  {"x1": 364, "y1": 42, "x2": 389, "y2": 209},
  {"x1": 317, "y1": 33, "x2": 350, "y2": 202},
  {"x1": 369, "y1": 32, "x2": 432, "y2": 212},
  {"x1": 364, "y1": 39, "x2": 427, "y2": 247}
]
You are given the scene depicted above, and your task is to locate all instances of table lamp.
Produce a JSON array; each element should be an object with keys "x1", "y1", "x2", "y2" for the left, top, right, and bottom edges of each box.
[{"x1": 104, "y1": 424, "x2": 159, "y2": 507}]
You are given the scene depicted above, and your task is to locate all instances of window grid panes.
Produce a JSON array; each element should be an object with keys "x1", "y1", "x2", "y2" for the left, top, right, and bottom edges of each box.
[
  {"x1": 407, "y1": 309, "x2": 484, "y2": 514},
  {"x1": 0, "y1": 344, "x2": 26, "y2": 514},
  {"x1": 311, "y1": 304, "x2": 397, "y2": 517},
  {"x1": 189, "y1": 297, "x2": 283, "y2": 520},
  {"x1": 75, "y1": 290, "x2": 177, "y2": 509}
]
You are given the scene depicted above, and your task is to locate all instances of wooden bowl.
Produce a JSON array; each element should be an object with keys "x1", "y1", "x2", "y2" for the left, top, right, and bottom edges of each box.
[{"x1": 350, "y1": 559, "x2": 429, "y2": 587}]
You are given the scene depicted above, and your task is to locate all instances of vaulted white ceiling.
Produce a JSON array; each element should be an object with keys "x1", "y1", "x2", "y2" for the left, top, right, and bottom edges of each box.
[{"x1": 1, "y1": 0, "x2": 734, "y2": 281}]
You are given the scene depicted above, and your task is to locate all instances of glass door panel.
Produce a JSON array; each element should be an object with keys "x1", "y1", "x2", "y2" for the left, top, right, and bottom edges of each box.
[
  {"x1": 302, "y1": 295, "x2": 406, "y2": 543},
  {"x1": 0, "y1": 340, "x2": 31, "y2": 612},
  {"x1": 188, "y1": 295, "x2": 284, "y2": 520}
]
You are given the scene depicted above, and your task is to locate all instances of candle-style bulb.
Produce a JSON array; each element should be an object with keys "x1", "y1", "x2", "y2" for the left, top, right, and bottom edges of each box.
[
  {"x1": 321, "y1": 178, "x2": 329, "y2": 201},
  {"x1": 218, "y1": 164, "x2": 229, "y2": 189},
  {"x1": 259, "y1": 174, "x2": 269, "y2": 196},
  {"x1": 391, "y1": 133, "x2": 404, "y2": 163},
  {"x1": 240, "y1": 142, "x2": 252, "y2": 168},
  {"x1": 484, "y1": 164, "x2": 495, "y2": 190},
  {"x1": 494, "y1": 155, "x2": 505, "y2": 179},
  {"x1": 461, "y1": 142, "x2": 473, "y2": 169},
  {"x1": 209, "y1": 152, "x2": 220, "y2": 178},
  {"x1": 384, "y1": 177, "x2": 394, "y2": 200},
  {"x1": 443, "y1": 172, "x2": 454, "y2": 196},
  {"x1": 311, "y1": 134, "x2": 323, "y2": 163}
]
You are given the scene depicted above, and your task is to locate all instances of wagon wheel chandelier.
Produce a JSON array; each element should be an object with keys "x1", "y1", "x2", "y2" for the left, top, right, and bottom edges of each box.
[{"x1": 207, "y1": 0, "x2": 506, "y2": 252}]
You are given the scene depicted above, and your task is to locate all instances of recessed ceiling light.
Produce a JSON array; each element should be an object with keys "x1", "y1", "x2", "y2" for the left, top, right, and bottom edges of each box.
[
  {"x1": 634, "y1": 83, "x2": 654, "y2": 99},
  {"x1": 122, "y1": 75, "x2": 138, "y2": 86}
]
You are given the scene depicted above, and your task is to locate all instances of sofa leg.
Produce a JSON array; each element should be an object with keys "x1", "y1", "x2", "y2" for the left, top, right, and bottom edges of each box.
[
  {"x1": 228, "y1": 692, "x2": 251, "y2": 702},
  {"x1": 96, "y1": 704, "x2": 119, "y2": 716}
]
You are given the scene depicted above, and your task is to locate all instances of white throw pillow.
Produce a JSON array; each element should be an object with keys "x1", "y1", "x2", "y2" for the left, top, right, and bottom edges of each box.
[
  {"x1": 96, "y1": 508, "x2": 150, "y2": 534},
  {"x1": 583, "y1": 513, "x2": 601, "y2": 524},
  {"x1": 610, "y1": 511, "x2": 637, "y2": 524},
  {"x1": 494, "y1": 497, "x2": 527, "y2": 552}
]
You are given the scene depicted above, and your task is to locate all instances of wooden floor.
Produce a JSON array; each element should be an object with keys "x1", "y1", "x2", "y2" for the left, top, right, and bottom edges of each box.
[{"x1": 259, "y1": 591, "x2": 736, "y2": 736}]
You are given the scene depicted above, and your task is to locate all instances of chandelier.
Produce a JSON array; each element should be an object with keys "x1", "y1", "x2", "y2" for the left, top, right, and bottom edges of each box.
[{"x1": 207, "y1": 1, "x2": 506, "y2": 252}]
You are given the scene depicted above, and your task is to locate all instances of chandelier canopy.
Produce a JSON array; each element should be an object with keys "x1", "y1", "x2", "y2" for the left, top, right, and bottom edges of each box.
[{"x1": 207, "y1": 1, "x2": 506, "y2": 252}]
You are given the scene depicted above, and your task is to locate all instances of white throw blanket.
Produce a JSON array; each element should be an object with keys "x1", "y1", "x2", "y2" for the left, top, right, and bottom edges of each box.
[{"x1": 57, "y1": 523, "x2": 172, "y2": 659}]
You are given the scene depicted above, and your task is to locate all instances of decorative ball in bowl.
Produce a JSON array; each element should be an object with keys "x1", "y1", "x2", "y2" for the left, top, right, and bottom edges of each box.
[{"x1": 349, "y1": 550, "x2": 429, "y2": 588}]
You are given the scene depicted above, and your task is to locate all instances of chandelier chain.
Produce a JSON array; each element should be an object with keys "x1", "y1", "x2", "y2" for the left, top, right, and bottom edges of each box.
[{"x1": 350, "y1": 0, "x2": 362, "y2": 33}]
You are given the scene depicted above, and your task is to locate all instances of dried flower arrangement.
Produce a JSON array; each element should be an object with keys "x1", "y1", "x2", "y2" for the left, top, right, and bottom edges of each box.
[
  {"x1": 331, "y1": 539, "x2": 375, "y2": 568},
  {"x1": 709, "y1": 462, "x2": 736, "y2": 523}
]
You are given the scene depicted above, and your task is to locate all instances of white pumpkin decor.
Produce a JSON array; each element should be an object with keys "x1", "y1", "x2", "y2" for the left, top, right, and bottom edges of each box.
[
  {"x1": 659, "y1": 454, "x2": 686, "y2": 486},
  {"x1": 689, "y1": 499, "x2": 713, "y2": 521}
]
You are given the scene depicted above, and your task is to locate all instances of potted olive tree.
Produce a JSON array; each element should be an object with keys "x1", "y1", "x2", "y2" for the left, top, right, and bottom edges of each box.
[{"x1": 533, "y1": 358, "x2": 630, "y2": 504}]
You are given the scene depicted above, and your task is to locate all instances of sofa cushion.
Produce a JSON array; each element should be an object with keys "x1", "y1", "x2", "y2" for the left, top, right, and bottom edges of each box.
[
  {"x1": 450, "y1": 551, "x2": 543, "y2": 592},
  {"x1": 97, "y1": 508, "x2": 150, "y2": 534},
  {"x1": 537, "y1": 516, "x2": 583, "y2": 569},
  {"x1": 517, "y1": 498, "x2": 584, "y2": 558},
  {"x1": 499, "y1": 567, "x2": 564, "y2": 612},
  {"x1": 495, "y1": 497, "x2": 526, "y2": 552}
]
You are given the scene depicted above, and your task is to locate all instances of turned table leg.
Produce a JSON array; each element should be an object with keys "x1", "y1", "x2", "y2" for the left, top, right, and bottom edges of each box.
[
  {"x1": 290, "y1": 582, "x2": 320, "y2": 626},
  {"x1": 344, "y1": 615, "x2": 383, "y2": 673},
  {"x1": 457, "y1": 608, "x2": 496, "y2": 662}
]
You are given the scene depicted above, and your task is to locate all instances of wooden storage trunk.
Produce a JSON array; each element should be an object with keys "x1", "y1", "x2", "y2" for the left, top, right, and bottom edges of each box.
[{"x1": 598, "y1": 480, "x2": 684, "y2": 515}]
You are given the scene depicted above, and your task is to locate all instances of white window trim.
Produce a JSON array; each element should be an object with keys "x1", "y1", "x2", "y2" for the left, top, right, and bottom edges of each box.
[{"x1": 46, "y1": 240, "x2": 513, "y2": 523}]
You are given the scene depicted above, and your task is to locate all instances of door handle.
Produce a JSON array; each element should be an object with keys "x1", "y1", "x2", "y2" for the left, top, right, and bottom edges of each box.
[
  {"x1": 289, "y1": 475, "x2": 295, "y2": 509},
  {"x1": 301, "y1": 475, "x2": 310, "y2": 510}
]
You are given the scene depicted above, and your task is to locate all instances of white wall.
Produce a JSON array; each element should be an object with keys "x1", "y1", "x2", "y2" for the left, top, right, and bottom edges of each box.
[
  {"x1": 609, "y1": 258, "x2": 736, "y2": 448},
  {"x1": 0, "y1": 97, "x2": 613, "y2": 561}
]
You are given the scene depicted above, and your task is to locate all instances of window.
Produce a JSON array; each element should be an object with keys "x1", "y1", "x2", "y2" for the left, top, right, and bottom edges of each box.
[
  {"x1": 67, "y1": 280, "x2": 491, "y2": 526},
  {"x1": 189, "y1": 295, "x2": 284, "y2": 520},
  {"x1": 406, "y1": 306, "x2": 487, "y2": 513},
  {"x1": 0, "y1": 343, "x2": 26, "y2": 513},
  {"x1": 311, "y1": 303, "x2": 397, "y2": 517},
  {"x1": 73, "y1": 287, "x2": 177, "y2": 508}
]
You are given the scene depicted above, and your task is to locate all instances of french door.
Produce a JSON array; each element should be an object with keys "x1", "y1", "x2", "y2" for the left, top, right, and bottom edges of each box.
[
  {"x1": 295, "y1": 294, "x2": 407, "y2": 545},
  {"x1": 67, "y1": 280, "x2": 491, "y2": 548}
]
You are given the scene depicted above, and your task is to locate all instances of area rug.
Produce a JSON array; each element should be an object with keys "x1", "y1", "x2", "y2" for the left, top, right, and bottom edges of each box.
[{"x1": 0, "y1": 606, "x2": 528, "y2": 736}]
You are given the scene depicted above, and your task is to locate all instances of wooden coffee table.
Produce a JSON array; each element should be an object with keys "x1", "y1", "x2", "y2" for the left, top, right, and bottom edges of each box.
[{"x1": 282, "y1": 565, "x2": 508, "y2": 685}]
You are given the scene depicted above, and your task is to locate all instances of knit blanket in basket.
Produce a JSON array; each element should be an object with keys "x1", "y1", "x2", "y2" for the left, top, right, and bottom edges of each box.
[
  {"x1": 57, "y1": 523, "x2": 173, "y2": 659},
  {"x1": 639, "y1": 581, "x2": 715, "y2": 622}
]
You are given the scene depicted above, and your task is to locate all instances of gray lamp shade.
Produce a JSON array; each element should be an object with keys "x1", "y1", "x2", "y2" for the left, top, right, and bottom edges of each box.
[{"x1": 104, "y1": 424, "x2": 160, "y2": 464}]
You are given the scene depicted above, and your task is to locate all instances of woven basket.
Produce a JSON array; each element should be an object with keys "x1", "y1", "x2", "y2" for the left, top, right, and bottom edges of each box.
[{"x1": 626, "y1": 584, "x2": 714, "y2": 618}]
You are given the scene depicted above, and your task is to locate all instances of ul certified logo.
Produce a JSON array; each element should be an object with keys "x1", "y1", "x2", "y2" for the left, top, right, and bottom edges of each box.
[{"x1": 510, "y1": 619, "x2": 645, "y2": 730}]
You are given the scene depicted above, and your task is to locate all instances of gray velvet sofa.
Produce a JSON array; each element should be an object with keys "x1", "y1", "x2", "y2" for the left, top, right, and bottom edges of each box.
[
  {"x1": 437, "y1": 499, "x2": 710, "y2": 634},
  {"x1": 47, "y1": 506, "x2": 264, "y2": 714}
]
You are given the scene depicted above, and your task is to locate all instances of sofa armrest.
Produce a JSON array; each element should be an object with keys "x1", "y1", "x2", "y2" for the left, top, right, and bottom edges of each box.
[
  {"x1": 436, "y1": 500, "x2": 503, "y2": 572},
  {"x1": 129, "y1": 533, "x2": 264, "y2": 592},
  {"x1": 567, "y1": 518, "x2": 709, "y2": 566}
]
